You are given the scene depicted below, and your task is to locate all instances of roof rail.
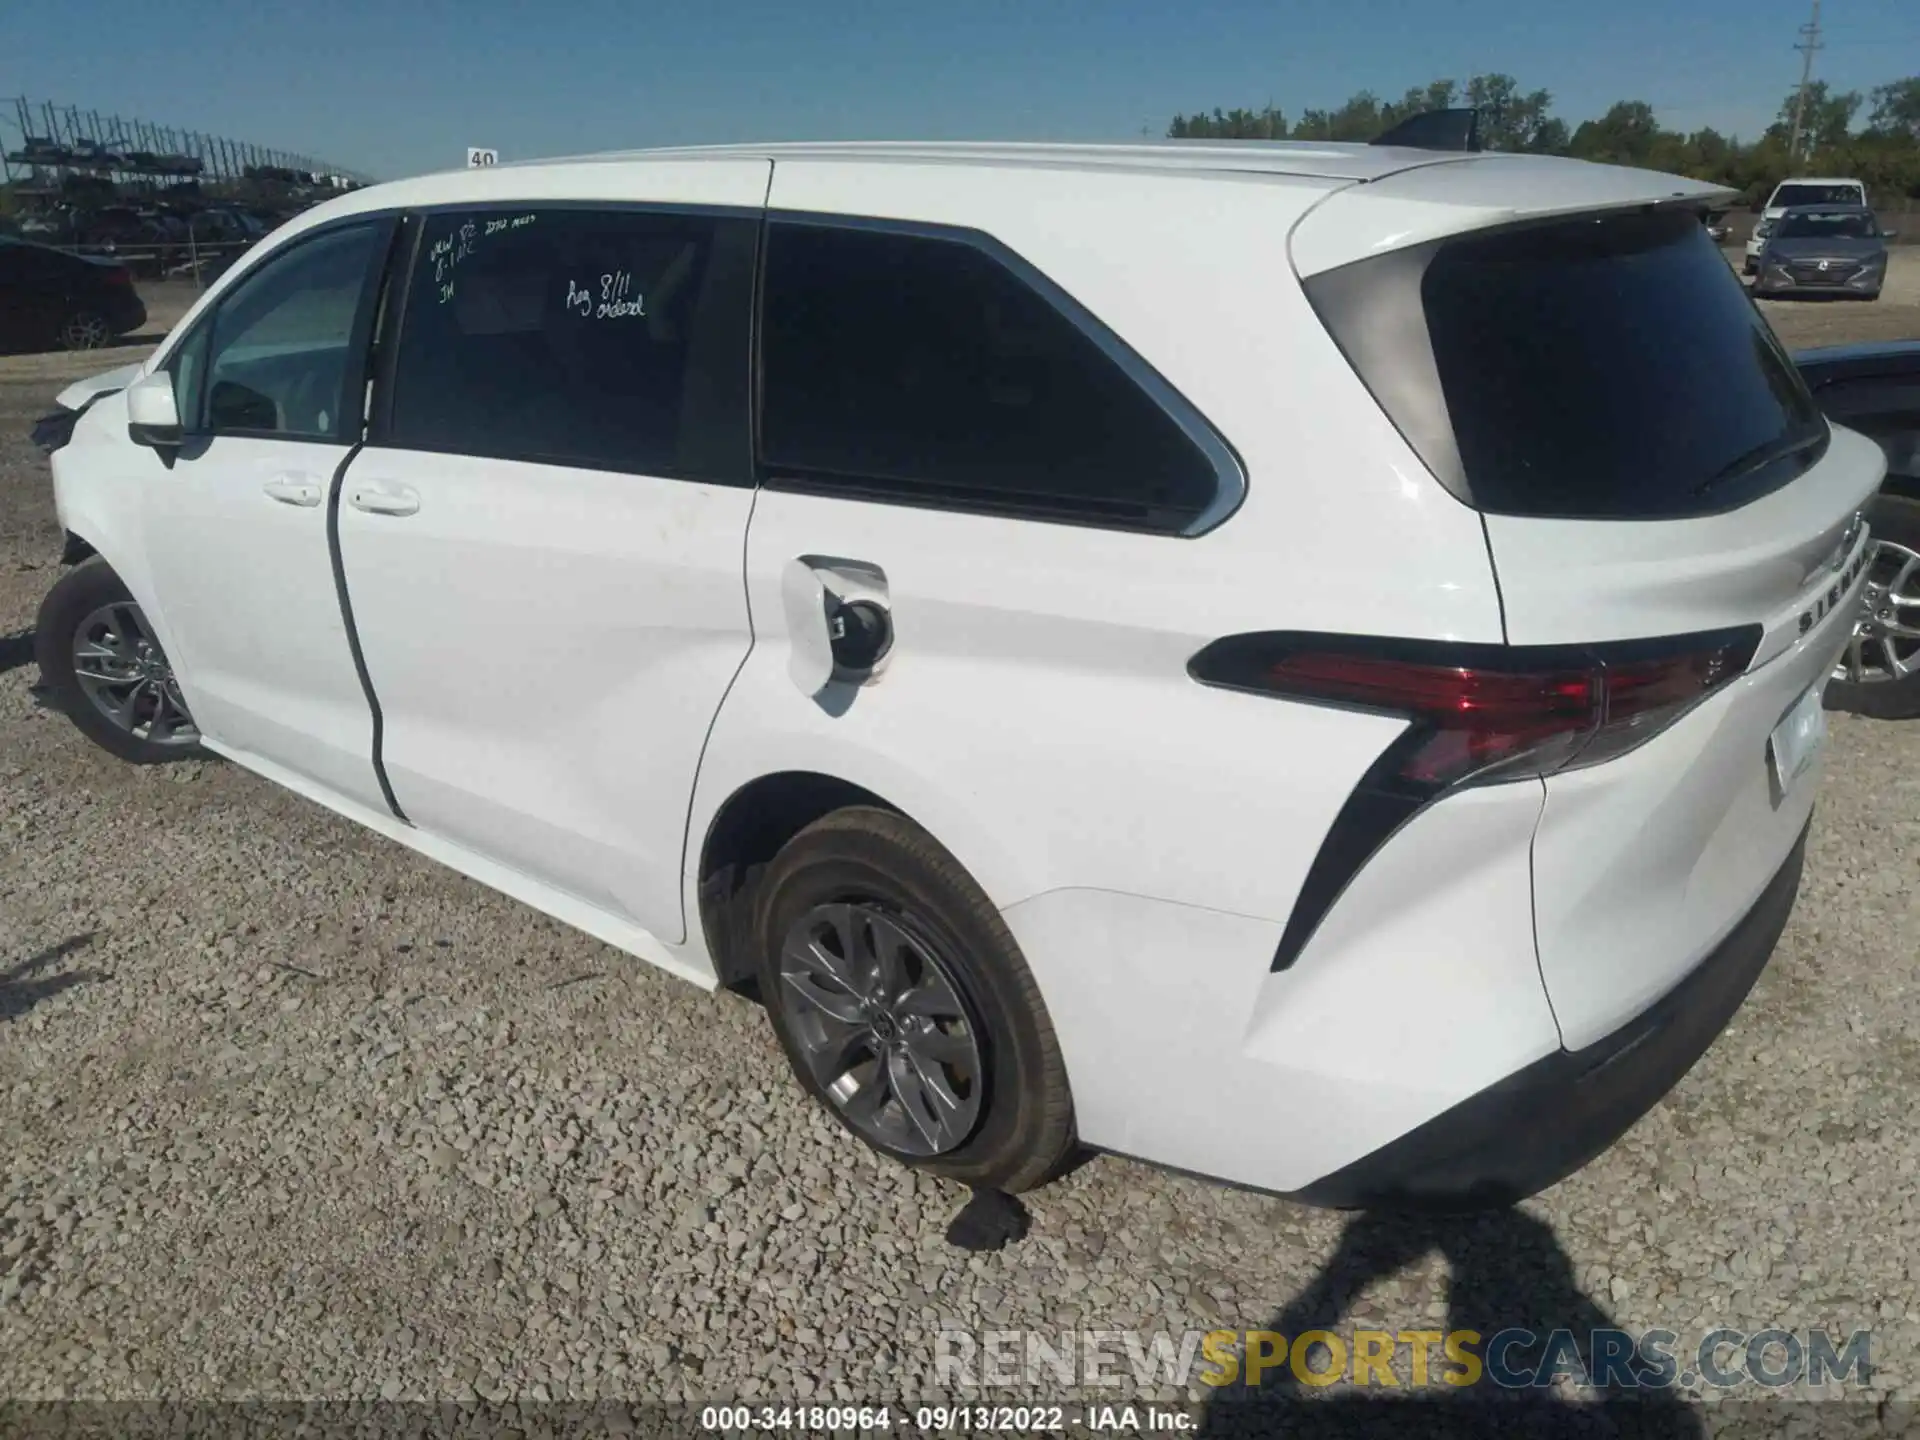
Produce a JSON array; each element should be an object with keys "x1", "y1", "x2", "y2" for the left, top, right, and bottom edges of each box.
[{"x1": 1370, "y1": 108, "x2": 1481, "y2": 153}]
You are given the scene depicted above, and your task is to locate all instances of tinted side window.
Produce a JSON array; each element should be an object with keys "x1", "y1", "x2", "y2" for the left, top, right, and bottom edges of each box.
[
  {"x1": 199, "y1": 222, "x2": 386, "y2": 440},
  {"x1": 384, "y1": 209, "x2": 755, "y2": 483},
  {"x1": 760, "y1": 222, "x2": 1225, "y2": 533}
]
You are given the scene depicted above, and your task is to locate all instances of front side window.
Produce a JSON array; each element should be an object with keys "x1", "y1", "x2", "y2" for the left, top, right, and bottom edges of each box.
[
  {"x1": 383, "y1": 208, "x2": 756, "y2": 482},
  {"x1": 758, "y1": 221, "x2": 1228, "y2": 533},
  {"x1": 193, "y1": 222, "x2": 387, "y2": 441}
]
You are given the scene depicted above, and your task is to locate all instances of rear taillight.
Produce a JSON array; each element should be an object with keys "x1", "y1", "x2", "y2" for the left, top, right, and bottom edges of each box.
[
  {"x1": 103, "y1": 267, "x2": 132, "y2": 287},
  {"x1": 1190, "y1": 629, "x2": 1758, "y2": 795},
  {"x1": 1189, "y1": 628, "x2": 1762, "y2": 971},
  {"x1": 1250, "y1": 651, "x2": 1597, "y2": 789}
]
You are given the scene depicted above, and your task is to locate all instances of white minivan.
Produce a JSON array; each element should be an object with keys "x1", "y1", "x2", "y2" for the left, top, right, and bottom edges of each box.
[{"x1": 33, "y1": 140, "x2": 1880, "y2": 1208}]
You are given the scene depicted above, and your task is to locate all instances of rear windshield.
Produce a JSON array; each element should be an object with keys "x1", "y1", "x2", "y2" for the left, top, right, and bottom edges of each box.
[
  {"x1": 1307, "y1": 208, "x2": 1827, "y2": 519},
  {"x1": 1773, "y1": 183, "x2": 1863, "y2": 207},
  {"x1": 1776, "y1": 209, "x2": 1877, "y2": 239}
]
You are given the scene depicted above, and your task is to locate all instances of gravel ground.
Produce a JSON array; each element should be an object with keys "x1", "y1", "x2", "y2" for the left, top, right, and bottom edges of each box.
[{"x1": 0, "y1": 265, "x2": 1917, "y2": 1431}]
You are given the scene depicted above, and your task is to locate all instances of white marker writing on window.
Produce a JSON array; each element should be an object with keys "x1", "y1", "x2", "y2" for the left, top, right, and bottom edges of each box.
[
  {"x1": 565, "y1": 271, "x2": 645, "y2": 320},
  {"x1": 595, "y1": 270, "x2": 645, "y2": 320}
]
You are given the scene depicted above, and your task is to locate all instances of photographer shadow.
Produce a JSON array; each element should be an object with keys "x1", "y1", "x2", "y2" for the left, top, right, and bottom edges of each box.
[{"x1": 1196, "y1": 1206, "x2": 1704, "y2": 1439}]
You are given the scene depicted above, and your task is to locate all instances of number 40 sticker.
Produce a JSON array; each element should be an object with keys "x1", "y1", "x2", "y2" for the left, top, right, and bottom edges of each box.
[{"x1": 467, "y1": 148, "x2": 499, "y2": 168}]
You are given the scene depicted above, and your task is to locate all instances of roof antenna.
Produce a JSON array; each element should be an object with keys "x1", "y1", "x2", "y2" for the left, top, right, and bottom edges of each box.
[{"x1": 1371, "y1": 107, "x2": 1482, "y2": 152}]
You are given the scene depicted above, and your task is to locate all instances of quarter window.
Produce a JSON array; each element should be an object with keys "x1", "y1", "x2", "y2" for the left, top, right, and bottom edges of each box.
[
  {"x1": 759, "y1": 221, "x2": 1227, "y2": 533},
  {"x1": 193, "y1": 222, "x2": 387, "y2": 441},
  {"x1": 383, "y1": 208, "x2": 756, "y2": 483}
]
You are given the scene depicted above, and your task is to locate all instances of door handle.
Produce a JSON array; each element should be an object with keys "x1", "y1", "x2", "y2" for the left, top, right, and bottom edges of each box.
[
  {"x1": 262, "y1": 476, "x2": 322, "y2": 508},
  {"x1": 347, "y1": 483, "x2": 420, "y2": 518}
]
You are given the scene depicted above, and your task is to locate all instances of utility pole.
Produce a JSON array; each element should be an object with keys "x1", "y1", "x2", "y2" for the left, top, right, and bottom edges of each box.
[{"x1": 1787, "y1": 0, "x2": 1823, "y2": 166}]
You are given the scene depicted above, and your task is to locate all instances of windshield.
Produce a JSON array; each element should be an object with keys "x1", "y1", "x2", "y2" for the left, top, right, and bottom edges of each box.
[
  {"x1": 1307, "y1": 208, "x2": 1828, "y2": 520},
  {"x1": 1776, "y1": 210, "x2": 1877, "y2": 240},
  {"x1": 1773, "y1": 183, "x2": 1863, "y2": 208}
]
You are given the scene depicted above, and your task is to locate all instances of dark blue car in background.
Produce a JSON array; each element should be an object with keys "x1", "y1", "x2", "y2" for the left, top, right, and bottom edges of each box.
[{"x1": 0, "y1": 235, "x2": 147, "y2": 353}]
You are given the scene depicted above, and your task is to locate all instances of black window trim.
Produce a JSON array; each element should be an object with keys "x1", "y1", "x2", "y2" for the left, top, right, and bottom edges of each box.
[
  {"x1": 363, "y1": 198, "x2": 762, "y2": 489},
  {"x1": 366, "y1": 211, "x2": 425, "y2": 442},
  {"x1": 160, "y1": 211, "x2": 403, "y2": 447},
  {"x1": 752, "y1": 210, "x2": 1248, "y2": 538}
]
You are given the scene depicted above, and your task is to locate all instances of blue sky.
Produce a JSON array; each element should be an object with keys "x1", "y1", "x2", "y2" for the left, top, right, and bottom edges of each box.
[{"x1": 5, "y1": 0, "x2": 1917, "y2": 180}]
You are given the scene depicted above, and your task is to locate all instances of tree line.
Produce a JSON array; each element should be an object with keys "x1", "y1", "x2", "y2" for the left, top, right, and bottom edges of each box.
[{"x1": 1168, "y1": 75, "x2": 1920, "y2": 206}]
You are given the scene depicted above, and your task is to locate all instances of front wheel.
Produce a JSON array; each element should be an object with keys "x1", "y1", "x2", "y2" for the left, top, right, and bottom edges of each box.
[
  {"x1": 1826, "y1": 492, "x2": 1920, "y2": 720},
  {"x1": 34, "y1": 558, "x2": 203, "y2": 763},
  {"x1": 754, "y1": 806, "x2": 1075, "y2": 1193}
]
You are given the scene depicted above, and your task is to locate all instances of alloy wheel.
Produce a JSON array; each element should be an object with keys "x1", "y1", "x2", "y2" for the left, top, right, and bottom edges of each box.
[
  {"x1": 1833, "y1": 540, "x2": 1920, "y2": 687},
  {"x1": 70, "y1": 602, "x2": 199, "y2": 746},
  {"x1": 59, "y1": 311, "x2": 110, "y2": 351},
  {"x1": 778, "y1": 901, "x2": 984, "y2": 1157}
]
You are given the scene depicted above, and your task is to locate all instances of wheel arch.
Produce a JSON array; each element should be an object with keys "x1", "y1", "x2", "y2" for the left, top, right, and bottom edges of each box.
[
  {"x1": 694, "y1": 769, "x2": 895, "y2": 992},
  {"x1": 61, "y1": 530, "x2": 98, "y2": 566},
  {"x1": 41, "y1": 486, "x2": 184, "y2": 716}
]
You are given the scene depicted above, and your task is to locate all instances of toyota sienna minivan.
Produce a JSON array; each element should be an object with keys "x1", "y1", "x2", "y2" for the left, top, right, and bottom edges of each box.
[{"x1": 31, "y1": 139, "x2": 1880, "y2": 1207}]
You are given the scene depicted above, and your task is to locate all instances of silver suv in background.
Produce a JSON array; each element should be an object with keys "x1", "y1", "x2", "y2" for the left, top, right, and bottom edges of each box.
[
  {"x1": 1744, "y1": 178, "x2": 1868, "y2": 273},
  {"x1": 1753, "y1": 206, "x2": 1891, "y2": 301}
]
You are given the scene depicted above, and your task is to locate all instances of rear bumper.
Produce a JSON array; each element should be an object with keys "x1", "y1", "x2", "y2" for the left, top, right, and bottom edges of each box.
[{"x1": 1291, "y1": 820, "x2": 1807, "y2": 1211}]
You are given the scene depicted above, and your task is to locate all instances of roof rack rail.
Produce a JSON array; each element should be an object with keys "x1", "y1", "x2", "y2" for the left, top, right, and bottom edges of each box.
[{"x1": 1370, "y1": 107, "x2": 1481, "y2": 153}]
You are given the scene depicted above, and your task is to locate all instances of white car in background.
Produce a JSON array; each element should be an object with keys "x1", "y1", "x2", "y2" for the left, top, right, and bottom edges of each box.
[
  {"x1": 1745, "y1": 177, "x2": 1868, "y2": 273},
  {"x1": 31, "y1": 139, "x2": 1880, "y2": 1209}
]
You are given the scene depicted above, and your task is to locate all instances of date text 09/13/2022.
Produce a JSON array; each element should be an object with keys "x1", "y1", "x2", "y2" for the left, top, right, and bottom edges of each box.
[{"x1": 698, "y1": 1405, "x2": 1191, "y2": 1432}]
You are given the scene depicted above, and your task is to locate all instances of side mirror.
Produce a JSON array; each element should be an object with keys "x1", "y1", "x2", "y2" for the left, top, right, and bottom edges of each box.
[{"x1": 126, "y1": 370, "x2": 182, "y2": 449}]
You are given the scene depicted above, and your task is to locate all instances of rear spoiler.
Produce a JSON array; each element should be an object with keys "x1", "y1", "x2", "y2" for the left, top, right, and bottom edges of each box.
[
  {"x1": 1368, "y1": 108, "x2": 1734, "y2": 228},
  {"x1": 1371, "y1": 108, "x2": 1481, "y2": 153},
  {"x1": 1367, "y1": 113, "x2": 1738, "y2": 226}
]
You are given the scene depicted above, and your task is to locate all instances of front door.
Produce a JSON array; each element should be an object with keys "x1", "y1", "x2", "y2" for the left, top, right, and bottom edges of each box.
[
  {"x1": 336, "y1": 173, "x2": 766, "y2": 943},
  {"x1": 140, "y1": 217, "x2": 395, "y2": 811}
]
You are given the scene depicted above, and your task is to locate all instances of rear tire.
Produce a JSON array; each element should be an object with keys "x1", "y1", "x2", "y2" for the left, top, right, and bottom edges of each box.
[
  {"x1": 57, "y1": 309, "x2": 110, "y2": 351},
  {"x1": 754, "y1": 806, "x2": 1075, "y2": 1193},
  {"x1": 34, "y1": 558, "x2": 203, "y2": 764},
  {"x1": 1825, "y1": 491, "x2": 1920, "y2": 720}
]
